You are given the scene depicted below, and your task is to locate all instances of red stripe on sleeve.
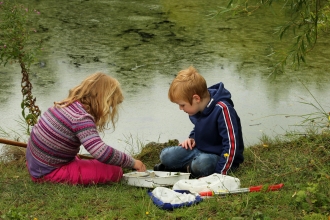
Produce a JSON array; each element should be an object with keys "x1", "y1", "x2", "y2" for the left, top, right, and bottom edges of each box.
[{"x1": 218, "y1": 102, "x2": 236, "y2": 174}]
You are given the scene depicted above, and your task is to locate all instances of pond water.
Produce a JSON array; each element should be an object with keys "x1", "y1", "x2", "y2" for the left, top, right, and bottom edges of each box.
[{"x1": 1, "y1": 0, "x2": 329, "y2": 155}]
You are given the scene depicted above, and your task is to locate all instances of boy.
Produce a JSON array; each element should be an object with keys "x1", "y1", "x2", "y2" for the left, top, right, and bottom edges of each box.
[{"x1": 155, "y1": 66, "x2": 244, "y2": 178}]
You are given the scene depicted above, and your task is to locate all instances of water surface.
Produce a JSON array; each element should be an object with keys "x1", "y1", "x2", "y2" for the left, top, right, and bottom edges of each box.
[{"x1": 1, "y1": 0, "x2": 329, "y2": 155}]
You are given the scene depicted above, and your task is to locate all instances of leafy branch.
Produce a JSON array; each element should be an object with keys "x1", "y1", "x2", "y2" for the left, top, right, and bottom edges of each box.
[
  {"x1": 0, "y1": 1, "x2": 42, "y2": 132},
  {"x1": 215, "y1": 0, "x2": 330, "y2": 75}
]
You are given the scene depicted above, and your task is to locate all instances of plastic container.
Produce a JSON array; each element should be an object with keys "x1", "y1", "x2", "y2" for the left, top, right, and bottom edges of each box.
[{"x1": 122, "y1": 171, "x2": 190, "y2": 188}]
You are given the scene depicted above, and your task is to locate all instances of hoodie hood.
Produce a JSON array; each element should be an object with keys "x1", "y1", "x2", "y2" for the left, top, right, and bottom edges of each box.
[{"x1": 203, "y1": 82, "x2": 233, "y2": 115}]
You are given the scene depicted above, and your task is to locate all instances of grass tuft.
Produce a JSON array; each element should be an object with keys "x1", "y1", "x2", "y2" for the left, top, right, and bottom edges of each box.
[{"x1": 133, "y1": 139, "x2": 179, "y2": 168}]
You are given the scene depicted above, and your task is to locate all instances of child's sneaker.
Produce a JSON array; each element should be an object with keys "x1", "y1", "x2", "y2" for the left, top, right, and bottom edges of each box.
[{"x1": 153, "y1": 163, "x2": 166, "y2": 171}]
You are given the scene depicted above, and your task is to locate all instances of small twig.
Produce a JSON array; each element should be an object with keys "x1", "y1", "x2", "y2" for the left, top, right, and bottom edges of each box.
[{"x1": 0, "y1": 138, "x2": 94, "y2": 160}]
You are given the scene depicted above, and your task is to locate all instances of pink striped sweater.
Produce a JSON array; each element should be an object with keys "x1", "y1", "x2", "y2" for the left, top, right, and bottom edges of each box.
[{"x1": 26, "y1": 101, "x2": 135, "y2": 178}]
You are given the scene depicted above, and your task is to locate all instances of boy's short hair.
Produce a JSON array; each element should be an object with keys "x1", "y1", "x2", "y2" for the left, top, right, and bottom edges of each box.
[{"x1": 168, "y1": 66, "x2": 208, "y2": 105}]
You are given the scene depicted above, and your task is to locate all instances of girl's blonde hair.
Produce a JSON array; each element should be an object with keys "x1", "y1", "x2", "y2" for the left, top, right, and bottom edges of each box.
[
  {"x1": 168, "y1": 66, "x2": 208, "y2": 105},
  {"x1": 55, "y1": 72, "x2": 123, "y2": 132}
]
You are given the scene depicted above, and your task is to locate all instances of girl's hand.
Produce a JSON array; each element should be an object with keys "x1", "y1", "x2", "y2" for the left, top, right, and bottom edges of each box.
[
  {"x1": 179, "y1": 138, "x2": 195, "y2": 150},
  {"x1": 133, "y1": 159, "x2": 147, "y2": 172}
]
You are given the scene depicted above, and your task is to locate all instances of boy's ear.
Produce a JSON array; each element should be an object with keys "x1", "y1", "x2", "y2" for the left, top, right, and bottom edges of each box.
[{"x1": 192, "y1": 94, "x2": 201, "y2": 102}]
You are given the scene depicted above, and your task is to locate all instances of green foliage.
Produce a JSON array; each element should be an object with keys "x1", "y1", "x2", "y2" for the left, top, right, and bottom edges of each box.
[
  {"x1": 0, "y1": 1, "x2": 42, "y2": 131},
  {"x1": 0, "y1": 1, "x2": 41, "y2": 66},
  {"x1": 294, "y1": 183, "x2": 330, "y2": 214},
  {"x1": 219, "y1": 0, "x2": 330, "y2": 74},
  {"x1": 272, "y1": 0, "x2": 328, "y2": 74},
  {"x1": 1, "y1": 209, "x2": 28, "y2": 220}
]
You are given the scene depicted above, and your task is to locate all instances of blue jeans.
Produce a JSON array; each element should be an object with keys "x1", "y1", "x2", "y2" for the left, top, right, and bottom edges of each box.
[{"x1": 160, "y1": 146, "x2": 220, "y2": 178}]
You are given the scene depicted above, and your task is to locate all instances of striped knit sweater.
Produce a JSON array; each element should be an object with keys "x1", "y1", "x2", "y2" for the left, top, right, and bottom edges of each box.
[{"x1": 26, "y1": 101, "x2": 135, "y2": 178}]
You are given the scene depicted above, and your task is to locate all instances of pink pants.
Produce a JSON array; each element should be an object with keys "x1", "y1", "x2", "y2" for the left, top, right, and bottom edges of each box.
[{"x1": 30, "y1": 157, "x2": 123, "y2": 185}]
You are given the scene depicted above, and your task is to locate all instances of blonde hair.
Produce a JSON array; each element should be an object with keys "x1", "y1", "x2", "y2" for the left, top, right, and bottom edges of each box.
[
  {"x1": 168, "y1": 66, "x2": 208, "y2": 105},
  {"x1": 55, "y1": 72, "x2": 124, "y2": 132}
]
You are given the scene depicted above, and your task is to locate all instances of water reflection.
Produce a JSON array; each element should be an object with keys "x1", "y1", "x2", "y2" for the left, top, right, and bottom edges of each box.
[{"x1": 0, "y1": 0, "x2": 329, "y2": 155}]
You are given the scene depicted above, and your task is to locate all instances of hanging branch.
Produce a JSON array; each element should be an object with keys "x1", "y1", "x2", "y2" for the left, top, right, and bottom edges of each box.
[
  {"x1": 0, "y1": 2, "x2": 42, "y2": 132},
  {"x1": 20, "y1": 56, "x2": 41, "y2": 127}
]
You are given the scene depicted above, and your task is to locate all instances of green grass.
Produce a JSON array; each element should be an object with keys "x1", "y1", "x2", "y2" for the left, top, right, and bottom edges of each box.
[{"x1": 1, "y1": 131, "x2": 330, "y2": 220}]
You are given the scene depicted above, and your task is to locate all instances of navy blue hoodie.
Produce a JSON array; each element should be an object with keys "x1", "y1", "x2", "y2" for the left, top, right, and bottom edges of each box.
[{"x1": 188, "y1": 82, "x2": 244, "y2": 174}]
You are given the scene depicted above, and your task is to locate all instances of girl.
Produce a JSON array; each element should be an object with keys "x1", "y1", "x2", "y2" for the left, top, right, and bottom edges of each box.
[{"x1": 26, "y1": 72, "x2": 146, "y2": 185}]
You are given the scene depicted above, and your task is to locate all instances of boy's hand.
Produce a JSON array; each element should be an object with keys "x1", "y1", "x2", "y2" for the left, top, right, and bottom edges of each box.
[
  {"x1": 179, "y1": 138, "x2": 195, "y2": 150},
  {"x1": 133, "y1": 160, "x2": 147, "y2": 172}
]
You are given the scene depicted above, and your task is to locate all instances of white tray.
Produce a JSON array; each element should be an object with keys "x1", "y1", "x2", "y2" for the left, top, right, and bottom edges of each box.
[{"x1": 122, "y1": 171, "x2": 190, "y2": 188}]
